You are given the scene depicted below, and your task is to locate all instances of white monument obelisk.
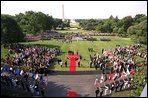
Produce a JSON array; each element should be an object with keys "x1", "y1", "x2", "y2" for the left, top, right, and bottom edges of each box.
[{"x1": 62, "y1": 4, "x2": 65, "y2": 21}]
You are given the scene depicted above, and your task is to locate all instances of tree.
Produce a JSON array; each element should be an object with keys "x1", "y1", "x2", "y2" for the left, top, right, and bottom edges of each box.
[
  {"x1": 121, "y1": 16, "x2": 133, "y2": 32},
  {"x1": 113, "y1": 27, "x2": 118, "y2": 33},
  {"x1": 59, "y1": 20, "x2": 71, "y2": 30},
  {"x1": 60, "y1": 22, "x2": 66, "y2": 30},
  {"x1": 96, "y1": 20, "x2": 105, "y2": 32},
  {"x1": 1, "y1": 14, "x2": 25, "y2": 44},
  {"x1": 78, "y1": 19, "x2": 101, "y2": 30},
  {"x1": 96, "y1": 15, "x2": 118, "y2": 33},
  {"x1": 127, "y1": 20, "x2": 147, "y2": 44},
  {"x1": 133, "y1": 14, "x2": 146, "y2": 25},
  {"x1": 15, "y1": 11, "x2": 54, "y2": 35},
  {"x1": 53, "y1": 18, "x2": 63, "y2": 30},
  {"x1": 103, "y1": 20, "x2": 112, "y2": 32},
  {"x1": 65, "y1": 19, "x2": 70, "y2": 28},
  {"x1": 118, "y1": 27, "x2": 125, "y2": 34}
]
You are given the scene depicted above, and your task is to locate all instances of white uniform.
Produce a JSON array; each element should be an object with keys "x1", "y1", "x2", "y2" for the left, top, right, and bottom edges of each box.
[
  {"x1": 94, "y1": 78, "x2": 98, "y2": 86},
  {"x1": 100, "y1": 75, "x2": 104, "y2": 83}
]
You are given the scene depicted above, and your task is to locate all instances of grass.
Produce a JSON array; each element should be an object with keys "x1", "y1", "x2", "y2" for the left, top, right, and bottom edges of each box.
[
  {"x1": 3, "y1": 35, "x2": 146, "y2": 71},
  {"x1": 1, "y1": 36, "x2": 135, "y2": 71},
  {"x1": 18, "y1": 36, "x2": 134, "y2": 71},
  {"x1": 111, "y1": 90, "x2": 131, "y2": 97},
  {"x1": 1, "y1": 45, "x2": 8, "y2": 58},
  {"x1": 1, "y1": 33, "x2": 147, "y2": 97}
]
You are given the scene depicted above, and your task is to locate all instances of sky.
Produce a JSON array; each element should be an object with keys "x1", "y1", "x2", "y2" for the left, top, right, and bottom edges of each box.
[{"x1": 1, "y1": 1, "x2": 147, "y2": 19}]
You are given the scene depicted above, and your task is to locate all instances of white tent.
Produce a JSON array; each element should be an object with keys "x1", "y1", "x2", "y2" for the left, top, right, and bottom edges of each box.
[{"x1": 140, "y1": 84, "x2": 147, "y2": 97}]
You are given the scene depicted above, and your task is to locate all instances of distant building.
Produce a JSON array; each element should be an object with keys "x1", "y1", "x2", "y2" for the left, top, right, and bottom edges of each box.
[
  {"x1": 70, "y1": 19, "x2": 76, "y2": 23},
  {"x1": 70, "y1": 28, "x2": 78, "y2": 30}
]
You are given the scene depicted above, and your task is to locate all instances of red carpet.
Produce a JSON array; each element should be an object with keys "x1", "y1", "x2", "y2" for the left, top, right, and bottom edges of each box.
[
  {"x1": 67, "y1": 91, "x2": 77, "y2": 97},
  {"x1": 70, "y1": 59, "x2": 76, "y2": 72},
  {"x1": 70, "y1": 66, "x2": 76, "y2": 72},
  {"x1": 66, "y1": 54, "x2": 79, "y2": 72}
]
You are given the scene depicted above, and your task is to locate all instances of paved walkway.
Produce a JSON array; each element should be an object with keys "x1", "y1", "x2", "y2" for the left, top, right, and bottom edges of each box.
[{"x1": 44, "y1": 74, "x2": 98, "y2": 97}]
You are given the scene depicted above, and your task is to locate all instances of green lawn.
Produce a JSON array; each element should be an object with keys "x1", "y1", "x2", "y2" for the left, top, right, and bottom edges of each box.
[
  {"x1": 1, "y1": 34, "x2": 146, "y2": 97},
  {"x1": 16, "y1": 36, "x2": 134, "y2": 71},
  {"x1": 1, "y1": 45, "x2": 8, "y2": 58},
  {"x1": 2, "y1": 35, "x2": 145, "y2": 71},
  {"x1": 111, "y1": 90, "x2": 131, "y2": 97}
]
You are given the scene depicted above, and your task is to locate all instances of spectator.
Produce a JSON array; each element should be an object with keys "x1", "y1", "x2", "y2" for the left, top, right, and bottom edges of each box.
[
  {"x1": 104, "y1": 84, "x2": 111, "y2": 96},
  {"x1": 40, "y1": 80, "x2": 46, "y2": 97},
  {"x1": 102, "y1": 49, "x2": 104, "y2": 54},
  {"x1": 78, "y1": 59, "x2": 80, "y2": 67},
  {"x1": 60, "y1": 60, "x2": 63, "y2": 67},
  {"x1": 89, "y1": 61, "x2": 93, "y2": 68},
  {"x1": 65, "y1": 60, "x2": 67, "y2": 67},
  {"x1": 113, "y1": 70, "x2": 118, "y2": 81},
  {"x1": 115, "y1": 80, "x2": 120, "y2": 92},
  {"x1": 95, "y1": 87, "x2": 99, "y2": 97},
  {"x1": 34, "y1": 81, "x2": 40, "y2": 95},
  {"x1": 94, "y1": 75, "x2": 99, "y2": 86},
  {"x1": 119, "y1": 79, "x2": 124, "y2": 91}
]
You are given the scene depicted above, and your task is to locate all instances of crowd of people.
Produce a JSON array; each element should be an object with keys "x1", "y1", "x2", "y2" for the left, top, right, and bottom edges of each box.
[
  {"x1": 94, "y1": 67, "x2": 135, "y2": 97},
  {"x1": 1, "y1": 64, "x2": 48, "y2": 96},
  {"x1": 57, "y1": 51, "x2": 82, "y2": 68},
  {"x1": 1, "y1": 42, "x2": 147, "y2": 97},
  {"x1": 2, "y1": 44, "x2": 61, "y2": 74},
  {"x1": 1, "y1": 44, "x2": 61, "y2": 96},
  {"x1": 89, "y1": 44, "x2": 147, "y2": 71},
  {"x1": 89, "y1": 53, "x2": 108, "y2": 71},
  {"x1": 88, "y1": 33, "x2": 118, "y2": 36},
  {"x1": 94, "y1": 44, "x2": 147, "y2": 97}
]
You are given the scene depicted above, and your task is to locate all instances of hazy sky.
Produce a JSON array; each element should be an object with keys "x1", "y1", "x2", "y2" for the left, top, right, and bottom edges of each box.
[{"x1": 1, "y1": 1, "x2": 147, "y2": 19}]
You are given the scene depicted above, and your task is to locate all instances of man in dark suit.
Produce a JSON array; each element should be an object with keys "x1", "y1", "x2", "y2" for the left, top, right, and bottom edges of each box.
[{"x1": 95, "y1": 87, "x2": 99, "y2": 97}]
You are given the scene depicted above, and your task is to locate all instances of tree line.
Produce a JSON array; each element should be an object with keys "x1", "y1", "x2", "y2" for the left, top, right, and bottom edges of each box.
[
  {"x1": 1, "y1": 11, "x2": 70, "y2": 44},
  {"x1": 76, "y1": 14, "x2": 147, "y2": 44},
  {"x1": 14, "y1": 11, "x2": 70, "y2": 34},
  {"x1": 1, "y1": 11, "x2": 147, "y2": 45}
]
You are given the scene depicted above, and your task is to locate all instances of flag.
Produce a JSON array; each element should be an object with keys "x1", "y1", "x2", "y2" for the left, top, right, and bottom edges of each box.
[
  {"x1": 100, "y1": 74, "x2": 104, "y2": 83},
  {"x1": 130, "y1": 68, "x2": 135, "y2": 75},
  {"x1": 121, "y1": 70, "x2": 127, "y2": 78},
  {"x1": 113, "y1": 71, "x2": 118, "y2": 80},
  {"x1": 108, "y1": 71, "x2": 113, "y2": 82},
  {"x1": 126, "y1": 68, "x2": 130, "y2": 75},
  {"x1": 94, "y1": 78, "x2": 98, "y2": 86}
]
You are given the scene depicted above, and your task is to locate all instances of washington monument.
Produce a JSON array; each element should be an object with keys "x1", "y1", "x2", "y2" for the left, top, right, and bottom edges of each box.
[{"x1": 62, "y1": 4, "x2": 64, "y2": 21}]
